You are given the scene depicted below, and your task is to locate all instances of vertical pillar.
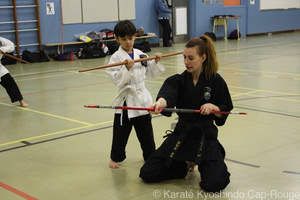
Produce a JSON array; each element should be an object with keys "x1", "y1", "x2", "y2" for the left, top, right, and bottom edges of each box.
[
  {"x1": 35, "y1": 0, "x2": 42, "y2": 51},
  {"x1": 12, "y1": 0, "x2": 20, "y2": 57}
]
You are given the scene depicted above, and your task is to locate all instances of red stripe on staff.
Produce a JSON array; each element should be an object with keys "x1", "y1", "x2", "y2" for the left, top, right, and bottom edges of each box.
[
  {"x1": 84, "y1": 105, "x2": 247, "y2": 115},
  {"x1": 0, "y1": 181, "x2": 39, "y2": 200}
]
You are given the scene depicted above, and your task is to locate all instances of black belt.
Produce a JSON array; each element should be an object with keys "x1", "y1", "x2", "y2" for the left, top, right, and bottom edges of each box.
[
  {"x1": 195, "y1": 131, "x2": 206, "y2": 165},
  {"x1": 164, "y1": 119, "x2": 213, "y2": 167}
]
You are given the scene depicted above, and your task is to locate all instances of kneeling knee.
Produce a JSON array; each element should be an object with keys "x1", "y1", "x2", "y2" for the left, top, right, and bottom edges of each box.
[
  {"x1": 200, "y1": 176, "x2": 230, "y2": 192},
  {"x1": 139, "y1": 167, "x2": 160, "y2": 183}
]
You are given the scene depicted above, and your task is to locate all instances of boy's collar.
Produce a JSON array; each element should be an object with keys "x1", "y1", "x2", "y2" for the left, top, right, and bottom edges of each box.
[
  {"x1": 121, "y1": 47, "x2": 134, "y2": 53},
  {"x1": 119, "y1": 46, "x2": 134, "y2": 55}
]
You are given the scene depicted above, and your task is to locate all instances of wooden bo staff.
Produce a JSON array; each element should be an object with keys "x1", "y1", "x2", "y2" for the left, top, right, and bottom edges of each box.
[
  {"x1": 84, "y1": 105, "x2": 247, "y2": 115},
  {"x1": 4, "y1": 53, "x2": 32, "y2": 64},
  {"x1": 79, "y1": 51, "x2": 184, "y2": 73}
]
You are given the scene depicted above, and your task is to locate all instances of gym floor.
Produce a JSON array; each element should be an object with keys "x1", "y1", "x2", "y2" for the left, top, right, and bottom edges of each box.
[{"x1": 1, "y1": 32, "x2": 299, "y2": 200}]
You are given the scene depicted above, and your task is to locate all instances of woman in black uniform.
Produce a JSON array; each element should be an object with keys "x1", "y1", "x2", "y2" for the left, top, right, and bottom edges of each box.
[{"x1": 139, "y1": 35, "x2": 233, "y2": 192}]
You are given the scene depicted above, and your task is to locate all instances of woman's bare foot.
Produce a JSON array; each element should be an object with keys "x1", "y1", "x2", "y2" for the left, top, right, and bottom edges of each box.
[
  {"x1": 109, "y1": 160, "x2": 119, "y2": 169},
  {"x1": 187, "y1": 161, "x2": 196, "y2": 172},
  {"x1": 19, "y1": 100, "x2": 28, "y2": 108}
]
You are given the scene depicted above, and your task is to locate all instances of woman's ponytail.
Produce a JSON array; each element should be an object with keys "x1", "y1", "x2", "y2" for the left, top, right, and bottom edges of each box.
[{"x1": 199, "y1": 35, "x2": 219, "y2": 80}]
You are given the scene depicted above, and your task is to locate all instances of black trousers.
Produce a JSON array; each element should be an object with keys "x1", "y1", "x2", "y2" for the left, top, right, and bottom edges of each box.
[
  {"x1": 158, "y1": 19, "x2": 172, "y2": 46},
  {"x1": 140, "y1": 141, "x2": 230, "y2": 193},
  {"x1": 110, "y1": 109, "x2": 155, "y2": 162},
  {"x1": 0, "y1": 73, "x2": 23, "y2": 103}
]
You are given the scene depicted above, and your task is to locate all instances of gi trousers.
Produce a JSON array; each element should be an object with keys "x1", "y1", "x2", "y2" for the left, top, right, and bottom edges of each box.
[
  {"x1": 0, "y1": 73, "x2": 23, "y2": 103},
  {"x1": 110, "y1": 109, "x2": 155, "y2": 162},
  {"x1": 158, "y1": 19, "x2": 172, "y2": 46},
  {"x1": 140, "y1": 141, "x2": 230, "y2": 193}
]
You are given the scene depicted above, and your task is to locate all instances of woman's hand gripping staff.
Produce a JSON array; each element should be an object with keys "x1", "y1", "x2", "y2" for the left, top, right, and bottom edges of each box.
[
  {"x1": 200, "y1": 103, "x2": 222, "y2": 118},
  {"x1": 149, "y1": 97, "x2": 167, "y2": 114}
]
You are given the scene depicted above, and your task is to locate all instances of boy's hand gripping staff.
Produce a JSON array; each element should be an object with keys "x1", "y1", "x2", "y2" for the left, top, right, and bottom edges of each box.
[
  {"x1": 78, "y1": 51, "x2": 183, "y2": 72},
  {"x1": 84, "y1": 105, "x2": 247, "y2": 115}
]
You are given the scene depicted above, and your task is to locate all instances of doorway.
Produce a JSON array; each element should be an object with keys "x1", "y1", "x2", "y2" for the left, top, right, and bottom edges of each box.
[
  {"x1": 158, "y1": 0, "x2": 189, "y2": 45},
  {"x1": 171, "y1": 0, "x2": 189, "y2": 43}
]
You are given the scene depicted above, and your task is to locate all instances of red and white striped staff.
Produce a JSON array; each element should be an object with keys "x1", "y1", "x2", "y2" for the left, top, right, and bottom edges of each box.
[{"x1": 84, "y1": 105, "x2": 247, "y2": 115}]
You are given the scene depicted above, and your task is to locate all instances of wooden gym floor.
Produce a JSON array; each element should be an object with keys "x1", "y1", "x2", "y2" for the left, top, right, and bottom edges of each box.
[{"x1": 1, "y1": 32, "x2": 300, "y2": 200}]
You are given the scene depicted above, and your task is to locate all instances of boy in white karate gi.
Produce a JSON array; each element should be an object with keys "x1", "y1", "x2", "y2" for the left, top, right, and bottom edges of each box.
[{"x1": 106, "y1": 20, "x2": 165, "y2": 168}]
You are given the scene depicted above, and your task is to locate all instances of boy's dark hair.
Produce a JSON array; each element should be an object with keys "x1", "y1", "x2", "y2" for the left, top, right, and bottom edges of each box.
[{"x1": 114, "y1": 20, "x2": 136, "y2": 38}]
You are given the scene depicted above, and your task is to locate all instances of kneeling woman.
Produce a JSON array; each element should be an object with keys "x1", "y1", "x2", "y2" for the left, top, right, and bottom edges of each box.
[{"x1": 140, "y1": 35, "x2": 233, "y2": 192}]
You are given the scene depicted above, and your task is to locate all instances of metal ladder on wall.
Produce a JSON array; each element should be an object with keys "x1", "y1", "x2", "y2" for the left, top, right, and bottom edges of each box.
[{"x1": 0, "y1": 0, "x2": 42, "y2": 57}]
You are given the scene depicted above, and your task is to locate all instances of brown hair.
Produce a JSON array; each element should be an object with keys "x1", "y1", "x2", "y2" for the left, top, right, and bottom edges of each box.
[
  {"x1": 185, "y1": 35, "x2": 219, "y2": 80},
  {"x1": 114, "y1": 20, "x2": 136, "y2": 38}
]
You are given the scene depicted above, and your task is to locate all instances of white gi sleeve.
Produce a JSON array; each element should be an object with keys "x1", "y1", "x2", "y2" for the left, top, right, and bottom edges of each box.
[
  {"x1": 0, "y1": 37, "x2": 15, "y2": 54},
  {"x1": 106, "y1": 54, "x2": 134, "y2": 88},
  {"x1": 145, "y1": 59, "x2": 165, "y2": 78}
]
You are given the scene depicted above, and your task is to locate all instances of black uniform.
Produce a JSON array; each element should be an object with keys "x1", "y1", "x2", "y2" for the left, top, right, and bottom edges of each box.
[
  {"x1": 0, "y1": 37, "x2": 24, "y2": 103},
  {"x1": 0, "y1": 73, "x2": 24, "y2": 103},
  {"x1": 140, "y1": 70, "x2": 233, "y2": 192},
  {"x1": 111, "y1": 106, "x2": 155, "y2": 162}
]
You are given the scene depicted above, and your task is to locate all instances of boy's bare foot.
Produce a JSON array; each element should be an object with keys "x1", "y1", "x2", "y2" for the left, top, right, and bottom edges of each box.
[
  {"x1": 19, "y1": 100, "x2": 28, "y2": 108},
  {"x1": 109, "y1": 160, "x2": 119, "y2": 169},
  {"x1": 187, "y1": 161, "x2": 196, "y2": 172}
]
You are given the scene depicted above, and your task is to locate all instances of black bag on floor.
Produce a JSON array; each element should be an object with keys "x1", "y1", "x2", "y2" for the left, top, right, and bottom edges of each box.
[
  {"x1": 134, "y1": 41, "x2": 151, "y2": 52},
  {"x1": 53, "y1": 52, "x2": 76, "y2": 61},
  {"x1": 1, "y1": 52, "x2": 17, "y2": 65},
  {"x1": 21, "y1": 49, "x2": 50, "y2": 63},
  {"x1": 106, "y1": 41, "x2": 119, "y2": 55},
  {"x1": 78, "y1": 41, "x2": 106, "y2": 59},
  {"x1": 228, "y1": 29, "x2": 241, "y2": 39}
]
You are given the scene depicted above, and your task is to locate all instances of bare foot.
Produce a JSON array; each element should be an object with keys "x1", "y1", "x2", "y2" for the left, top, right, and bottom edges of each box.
[
  {"x1": 187, "y1": 161, "x2": 196, "y2": 172},
  {"x1": 19, "y1": 100, "x2": 28, "y2": 108},
  {"x1": 109, "y1": 160, "x2": 119, "y2": 169}
]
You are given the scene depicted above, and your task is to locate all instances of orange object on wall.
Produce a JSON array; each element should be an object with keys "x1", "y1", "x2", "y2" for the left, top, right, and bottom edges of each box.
[{"x1": 223, "y1": 0, "x2": 240, "y2": 6}]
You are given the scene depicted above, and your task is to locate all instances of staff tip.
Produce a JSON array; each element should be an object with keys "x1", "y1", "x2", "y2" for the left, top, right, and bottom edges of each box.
[
  {"x1": 84, "y1": 105, "x2": 100, "y2": 108},
  {"x1": 230, "y1": 111, "x2": 247, "y2": 115}
]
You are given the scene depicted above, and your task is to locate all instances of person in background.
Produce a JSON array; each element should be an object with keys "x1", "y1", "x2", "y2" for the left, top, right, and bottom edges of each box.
[
  {"x1": 0, "y1": 37, "x2": 28, "y2": 108},
  {"x1": 106, "y1": 20, "x2": 165, "y2": 169},
  {"x1": 155, "y1": 0, "x2": 172, "y2": 47}
]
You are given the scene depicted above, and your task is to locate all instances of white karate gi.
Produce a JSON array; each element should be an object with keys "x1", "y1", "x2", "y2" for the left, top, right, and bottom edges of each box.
[
  {"x1": 106, "y1": 46, "x2": 165, "y2": 119},
  {"x1": 0, "y1": 37, "x2": 15, "y2": 82}
]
